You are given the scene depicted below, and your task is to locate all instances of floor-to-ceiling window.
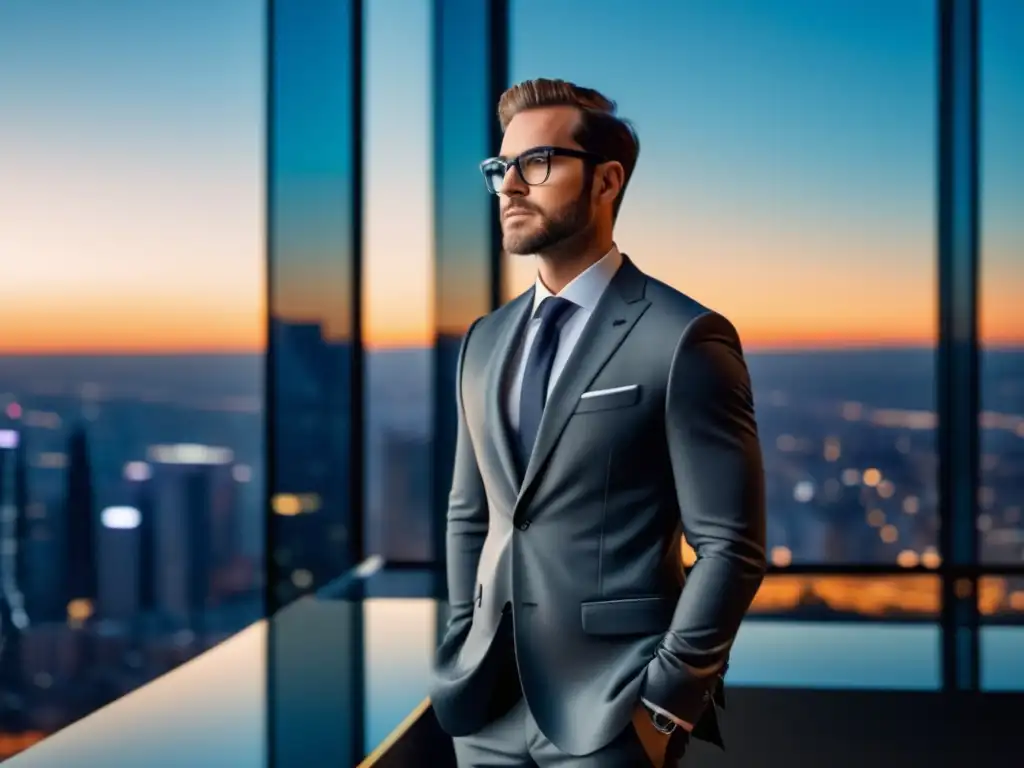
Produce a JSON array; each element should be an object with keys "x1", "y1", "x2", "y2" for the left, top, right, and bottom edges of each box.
[
  {"x1": 978, "y1": 0, "x2": 1024, "y2": 691},
  {"x1": 0, "y1": 0, "x2": 265, "y2": 760},
  {"x1": 506, "y1": 0, "x2": 943, "y2": 689}
]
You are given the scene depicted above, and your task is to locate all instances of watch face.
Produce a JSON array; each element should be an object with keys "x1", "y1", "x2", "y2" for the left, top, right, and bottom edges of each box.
[{"x1": 651, "y1": 712, "x2": 677, "y2": 733}]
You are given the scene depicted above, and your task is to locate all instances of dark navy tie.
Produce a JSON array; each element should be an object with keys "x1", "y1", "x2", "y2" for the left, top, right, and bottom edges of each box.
[{"x1": 517, "y1": 296, "x2": 577, "y2": 470}]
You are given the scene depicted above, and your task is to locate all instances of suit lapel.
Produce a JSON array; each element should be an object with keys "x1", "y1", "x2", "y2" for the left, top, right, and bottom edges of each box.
[
  {"x1": 514, "y1": 255, "x2": 650, "y2": 518},
  {"x1": 485, "y1": 287, "x2": 535, "y2": 495}
]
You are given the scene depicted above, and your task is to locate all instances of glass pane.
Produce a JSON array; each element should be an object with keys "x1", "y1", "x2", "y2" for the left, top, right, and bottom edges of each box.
[
  {"x1": 730, "y1": 620, "x2": 941, "y2": 690},
  {"x1": 980, "y1": 0, "x2": 1024, "y2": 565},
  {"x1": 364, "y1": 598, "x2": 438, "y2": 750},
  {"x1": 507, "y1": 0, "x2": 938, "y2": 565},
  {"x1": 979, "y1": 576, "x2": 1024, "y2": 691},
  {"x1": 363, "y1": 0, "x2": 434, "y2": 563},
  {"x1": 269, "y1": 0, "x2": 358, "y2": 606},
  {"x1": 0, "y1": 0, "x2": 264, "y2": 759},
  {"x1": 433, "y1": 0, "x2": 505, "y2": 571},
  {"x1": 733, "y1": 575, "x2": 941, "y2": 689}
]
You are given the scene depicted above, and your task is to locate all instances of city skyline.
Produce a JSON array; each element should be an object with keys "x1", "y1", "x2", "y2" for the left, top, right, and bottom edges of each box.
[{"x1": 0, "y1": 0, "x2": 1019, "y2": 763}]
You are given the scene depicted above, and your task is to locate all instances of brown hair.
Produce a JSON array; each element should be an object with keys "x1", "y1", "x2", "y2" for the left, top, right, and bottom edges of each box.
[{"x1": 497, "y1": 78, "x2": 640, "y2": 219}]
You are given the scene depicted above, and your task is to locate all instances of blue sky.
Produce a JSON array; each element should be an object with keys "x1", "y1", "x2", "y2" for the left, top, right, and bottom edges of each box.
[{"x1": 0, "y1": 0, "x2": 1020, "y2": 351}]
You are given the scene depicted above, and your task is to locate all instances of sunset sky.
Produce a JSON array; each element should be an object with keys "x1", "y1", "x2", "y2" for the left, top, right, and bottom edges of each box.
[{"x1": 0, "y1": 0, "x2": 1020, "y2": 354}]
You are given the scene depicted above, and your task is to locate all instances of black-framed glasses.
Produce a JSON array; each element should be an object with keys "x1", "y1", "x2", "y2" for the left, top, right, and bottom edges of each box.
[{"x1": 479, "y1": 145, "x2": 605, "y2": 194}]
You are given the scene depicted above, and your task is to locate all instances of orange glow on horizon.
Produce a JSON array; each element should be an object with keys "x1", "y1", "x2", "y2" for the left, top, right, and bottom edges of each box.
[
  {"x1": 3, "y1": 325, "x2": 1024, "y2": 355},
  {"x1": 1, "y1": 294, "x2": 1021, "y2": 354}
]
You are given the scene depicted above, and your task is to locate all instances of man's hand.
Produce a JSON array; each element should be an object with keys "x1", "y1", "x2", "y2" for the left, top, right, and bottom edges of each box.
[{"x1": 631, "y1": 704, "x2": 672, "y2": 767}]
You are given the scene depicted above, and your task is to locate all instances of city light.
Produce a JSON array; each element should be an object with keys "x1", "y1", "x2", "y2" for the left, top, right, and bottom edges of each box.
[
  {"x1": 148, "y1": 443, "x2": 234, "y2": 465},
  {"x1": 0, "y1": 429, "x2": 18, "y2": 449},
  {"x1": 793, "y1": 480, "x2": 815, "y2": 503},
  {"x1": 67, "y1": 598, "x2": 94, "y2": 623},
  {"x1": 271, "y1": 493, "x2": 322, "y2": 516},
  {"x1": 101, "y1": 505, "x2": 142, "y2": 529},
  {"x1": 4, "y1": 402, "x2": 21, "y2": 420},
  {"x1": 123, "y1": 460, "x2": 152, "y2": 481},
  {"x1": 823, "y1": 437, "x2": 841, "y2": 461},
  {"x1": 897, "y1": 549, "x2": 921, "y2": 568},
  {"x1": 862, "y1": 468, "x2": 883, "y2": 487},
  {"x1": 770, "y1": 546, "x2": 793, "y2": 567},
  {"x1": 920, "y1": 547, "x2": 942, "y2": 569}
]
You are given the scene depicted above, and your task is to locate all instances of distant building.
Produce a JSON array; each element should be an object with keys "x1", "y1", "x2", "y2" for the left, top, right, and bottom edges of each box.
[
  {"x1": 375, "y1": 429, "x2": 432, "y2": 562},
  {"x1": 147, "y1": 444, "x2": 237, "y2": 627},
  {"x1": 63, "y1": 425, "x2": 98, "y2": 623}
]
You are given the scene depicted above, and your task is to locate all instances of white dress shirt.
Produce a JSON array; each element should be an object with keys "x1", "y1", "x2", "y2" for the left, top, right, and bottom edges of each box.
[
  {"x1": 504, "y1": 245, "x2": 622, "y2": 431},
  {"x1": 503, "y1": 244, "x2": 693, "y2": 733}
]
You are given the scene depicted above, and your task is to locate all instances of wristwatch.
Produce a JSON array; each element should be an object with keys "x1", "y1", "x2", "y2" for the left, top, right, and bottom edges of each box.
[{"x1": 647, "y1": 707, "x2": 678, "y2": 735}]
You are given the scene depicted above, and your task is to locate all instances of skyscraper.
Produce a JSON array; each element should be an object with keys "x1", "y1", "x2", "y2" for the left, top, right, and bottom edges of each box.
[
  {"x1": 13, "y1": 431, "x2": 30, "y2": 612},
  {"x1": 148, "y1": 444, "x2": 237, "y2": 628},
  {"x1": 135, "y1": 476, "x2": 156, "y2": 616},
  {"x1": 63, "y1": 425, "x2": 98, "y2": 623},
  {"x1": 0, "y1": 428, "x2": 30, "y2": 622}
]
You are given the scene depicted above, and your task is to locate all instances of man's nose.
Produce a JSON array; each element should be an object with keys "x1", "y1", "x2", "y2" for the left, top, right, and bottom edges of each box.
[{"x1": 498, "y1": 166, "x2": 527, "y2": 197}]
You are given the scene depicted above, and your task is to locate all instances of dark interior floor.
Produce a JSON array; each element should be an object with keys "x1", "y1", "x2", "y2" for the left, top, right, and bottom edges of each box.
[{"x1": 375, "y1": 688, "x2": 1024, "y2": 768}]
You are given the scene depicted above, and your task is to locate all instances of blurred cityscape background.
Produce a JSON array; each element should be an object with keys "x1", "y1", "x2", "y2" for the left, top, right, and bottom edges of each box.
[{"x1": 0, "y1": 0, "x2": 1021, "y2": 762}]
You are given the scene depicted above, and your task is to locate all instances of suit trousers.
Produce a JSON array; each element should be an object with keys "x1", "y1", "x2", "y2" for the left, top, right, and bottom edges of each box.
[{"x1": 452, "y1": 614, "x2": 688, "y2": 767}]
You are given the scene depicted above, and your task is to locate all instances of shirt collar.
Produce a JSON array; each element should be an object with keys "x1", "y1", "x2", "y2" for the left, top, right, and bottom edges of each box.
[{"x1": 532, "y1": 245, "x2": 623, "y2": 315}]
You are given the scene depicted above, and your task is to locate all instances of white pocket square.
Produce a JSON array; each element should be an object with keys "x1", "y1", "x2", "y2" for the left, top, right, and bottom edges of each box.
[{"x1": 580, "y1": 384, "x2": 639, "y2": 400}]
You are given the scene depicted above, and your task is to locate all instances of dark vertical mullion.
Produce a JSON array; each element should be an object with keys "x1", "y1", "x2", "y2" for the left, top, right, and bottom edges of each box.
[
  {"x1": 937, "y1": 0, "x2": 980, "y2": 692},
  {"x1": 348, "y1": 2, "x2": 366, "y2": 762},
  {"x1": 349, "y1": 0, "x2": 366, "y2": 569},
  {"x1": 488, "y1": 0, "x2": 509, "y2": 310},
  {"x1": 430, "y1": 0, "x2": 445, "y2": 592}
]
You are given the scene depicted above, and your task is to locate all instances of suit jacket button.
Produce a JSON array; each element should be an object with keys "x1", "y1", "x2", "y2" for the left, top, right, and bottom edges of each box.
[{"x1": 517, "y1": 520, "x2": 531, "y2": 531}]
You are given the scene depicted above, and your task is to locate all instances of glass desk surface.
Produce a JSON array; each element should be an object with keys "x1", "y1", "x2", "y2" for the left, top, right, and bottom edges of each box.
[{"x1": 8, "y1": 565, "x2": 1023, "y2": 767}]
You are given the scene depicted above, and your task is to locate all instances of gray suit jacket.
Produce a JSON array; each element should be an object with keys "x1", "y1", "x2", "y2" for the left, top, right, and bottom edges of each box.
[{"x1": 429, "y1": 255, "x2": 767, "y2": 757}]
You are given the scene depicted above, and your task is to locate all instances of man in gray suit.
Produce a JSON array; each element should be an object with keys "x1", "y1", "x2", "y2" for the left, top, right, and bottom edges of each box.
[{"x1": 429, "y1": 78, "x2": 767, "y2": 767}]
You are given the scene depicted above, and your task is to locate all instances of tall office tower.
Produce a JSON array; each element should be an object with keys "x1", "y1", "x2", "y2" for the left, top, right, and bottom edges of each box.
[
  {"x1": 0, "y1": 589, "x2": 26, "y2": 730},
  {"x1": 0, "y1": 429, "x2": 30, "y2": 621},
  {"x1": 63, "y1": 425, "x2": 98, "y2": 623},
  {"x1": 97, "y1": 507, "x2": 140, "y2": 621},
  {"x1": 0, "y1": 429, "x2": 29, "y2": 719},
  {"x1": 148, "y1": 445, "x2": 236, "y2": 628},
  {"x1": 134, "y1": 474, "x2": 157, "y2": 616},
  {"x1": 13, "y1": 432, "x2": 30, "y2": 615}
]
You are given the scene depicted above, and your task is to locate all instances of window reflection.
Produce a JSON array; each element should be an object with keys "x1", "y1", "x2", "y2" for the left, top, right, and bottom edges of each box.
[
  {"x1": 269, "y1": 0, "x2": 359, "y2": 604},
  {"x1": 362, "y1": 0, "x2": 434, "y2": 563},
  {"x1": 508, "y1": 0, "x2": 938, "y2": 565}
]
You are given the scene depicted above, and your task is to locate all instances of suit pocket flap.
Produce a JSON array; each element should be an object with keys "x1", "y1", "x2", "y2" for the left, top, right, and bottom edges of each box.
[
  {"x1": 580, "y1": 596, "x2": 673, "y2": 636},
  {"x1": 574, "y1": 385, "x2": 641, "y2": 414}
]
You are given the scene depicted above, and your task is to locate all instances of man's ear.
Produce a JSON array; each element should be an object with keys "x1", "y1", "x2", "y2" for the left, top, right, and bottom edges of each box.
[{"x1": 596, "y1": 161, "x2": 625, "y2": 206}]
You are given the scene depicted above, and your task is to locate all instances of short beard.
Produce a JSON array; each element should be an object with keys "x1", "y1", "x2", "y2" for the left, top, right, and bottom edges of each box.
[{"x1": 502, "y1": 179, "x2": 594, "y2": 257}]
